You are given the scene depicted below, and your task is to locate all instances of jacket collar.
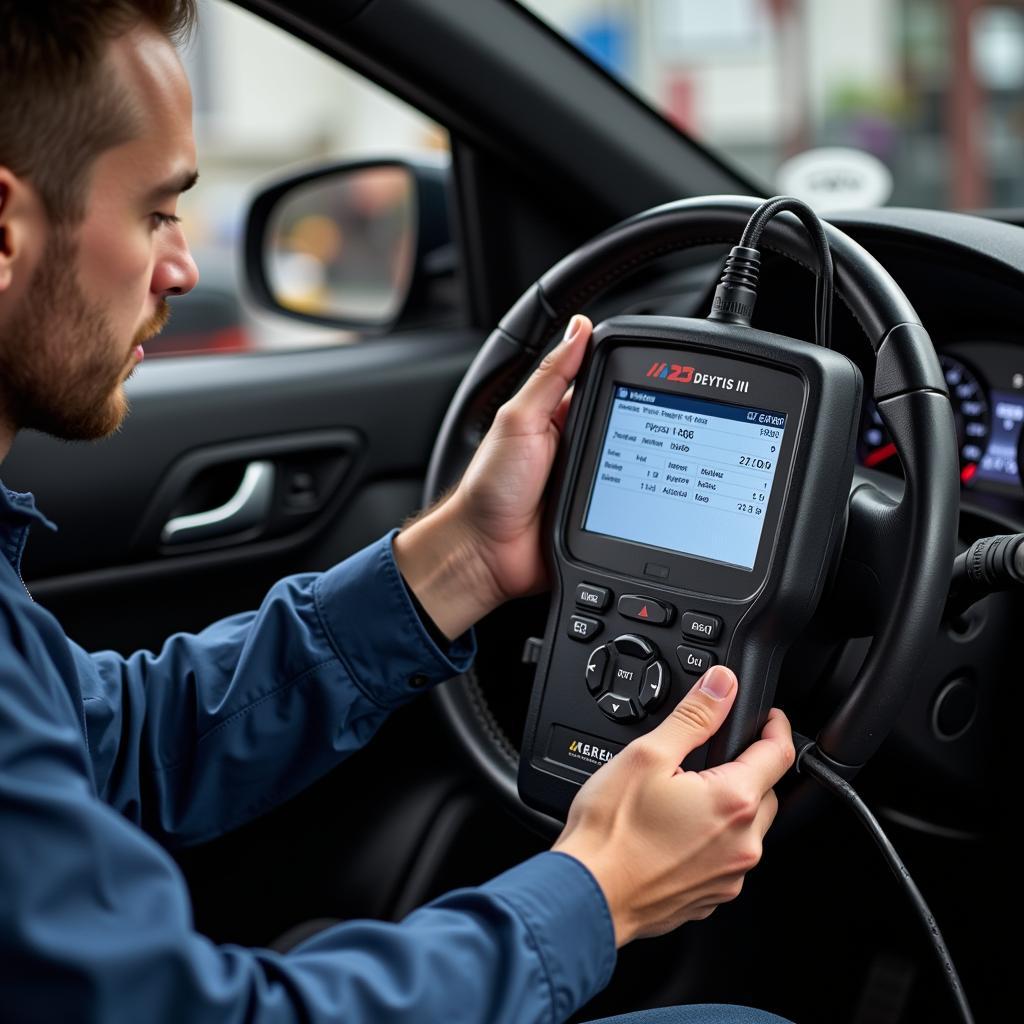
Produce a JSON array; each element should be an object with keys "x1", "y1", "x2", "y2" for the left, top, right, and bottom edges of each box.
[
  {"x1": 0, "y1": 482, "x2": 57, "y2": 532},
  {"x1": 0, "y1": 483, "x2": 56, "y2": 580}
]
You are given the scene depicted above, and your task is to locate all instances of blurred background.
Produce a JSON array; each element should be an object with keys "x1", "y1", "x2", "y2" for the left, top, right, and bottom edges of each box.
[
  {"x1": 163, "y1": 0, "x2": 1024, "y2": 357},
  {"x1": 523, "y1": 0, "x2": 1024, "y2": 211},
  {"x1": 167, "y1": 0, "x2": 448, "y2": 356}
]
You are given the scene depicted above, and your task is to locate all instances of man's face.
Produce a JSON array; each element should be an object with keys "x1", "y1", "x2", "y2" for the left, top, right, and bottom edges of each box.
[{"x1": 0, "y1": 24, "x2": 199, "y2": 441}]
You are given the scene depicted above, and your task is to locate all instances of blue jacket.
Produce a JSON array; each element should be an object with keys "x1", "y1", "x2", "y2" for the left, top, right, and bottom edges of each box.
[{"x1": 0, "y1": 484, "x2": 615, "y2": 1023}]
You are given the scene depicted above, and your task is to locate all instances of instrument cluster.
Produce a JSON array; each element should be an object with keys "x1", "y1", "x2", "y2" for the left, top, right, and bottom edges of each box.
[{"x1": 858, "y1": 341, "x2": 1024, "y2": 499}]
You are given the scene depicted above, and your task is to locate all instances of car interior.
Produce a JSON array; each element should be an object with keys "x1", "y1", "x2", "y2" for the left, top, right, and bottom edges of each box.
[{"x1": 4, "y1": 1, "x2": 1017, "y2": 1021}]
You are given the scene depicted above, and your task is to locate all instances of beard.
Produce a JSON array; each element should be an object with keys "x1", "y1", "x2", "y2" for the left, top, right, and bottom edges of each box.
[{"x1": 0, "y1": 229, "x2": 169, "y2": 442}]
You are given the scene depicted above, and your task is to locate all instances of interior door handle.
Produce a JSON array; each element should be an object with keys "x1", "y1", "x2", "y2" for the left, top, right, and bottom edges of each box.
[{"x1": 161, "y1": 460, "x2": 275, "y2": 545}]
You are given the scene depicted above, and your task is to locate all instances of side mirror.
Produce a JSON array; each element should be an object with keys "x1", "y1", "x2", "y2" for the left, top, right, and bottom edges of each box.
[{"x1": 244, "y1": 158, "x2": 452, "y2": 331}]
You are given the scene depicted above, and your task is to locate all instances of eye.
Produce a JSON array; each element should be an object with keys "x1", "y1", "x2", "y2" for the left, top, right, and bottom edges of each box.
[{"x1": 150, "y1": 212, "x2": 181, "y2": 230}]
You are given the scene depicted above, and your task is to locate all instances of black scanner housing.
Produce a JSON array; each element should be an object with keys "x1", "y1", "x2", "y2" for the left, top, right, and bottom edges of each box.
[{"x1": 518, "y1": 316, "x2": 863, "y2": 820}]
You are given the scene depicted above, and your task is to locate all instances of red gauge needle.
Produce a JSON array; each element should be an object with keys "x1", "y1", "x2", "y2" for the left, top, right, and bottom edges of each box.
[
  {"x1": 960, "y1": 463, "x2": 977, "y2": 484},
  {"x1": 865, "y1": 441, "x2": 897, "y2": 468}
]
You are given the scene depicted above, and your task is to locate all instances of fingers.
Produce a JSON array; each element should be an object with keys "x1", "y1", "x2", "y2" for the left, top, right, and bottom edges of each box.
[
  {"x1": 637, "y1": 665, "x2": 738, "y2": 769},
  {"x1": 727, "y1": 708, "x2": 795, "y2": 793},
  {"x1": 502, "y1": 315, "x2": 591, "y2": 430},
  {"x1": 551, "y1": 386, "x2": 574, "y2": 433},
  {"x1": 689, "y1": 902, "x2": 719, "y2": 919},
  {"x1": 754, "y1": 788, "x2": 779, "y2": 839}
]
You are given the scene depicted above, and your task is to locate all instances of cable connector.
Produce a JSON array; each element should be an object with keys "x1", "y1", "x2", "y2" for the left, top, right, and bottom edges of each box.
[
  {"x1": 959, "y1": 532, "x2": 1024, "y2": 589},
  {"x1": 946, "y1": 531, "x2": 1024, "y2": 620},
  {"x1": 790, "y1": 730, "x2": 819, "y2": 775},
  {"x1": 707, "y1": 245, "x2": 761, "y2": 327},
  {"x1": 708, "y1": 196, "x2": 834, "y2": 348}
]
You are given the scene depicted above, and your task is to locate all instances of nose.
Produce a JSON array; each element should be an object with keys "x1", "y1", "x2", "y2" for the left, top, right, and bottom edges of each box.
[{"x1": 152, "y1": 225, "x2": 199, "y2": 298}]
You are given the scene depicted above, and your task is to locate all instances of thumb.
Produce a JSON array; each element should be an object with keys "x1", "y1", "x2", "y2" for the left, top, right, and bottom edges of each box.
[
  {"x1": 506, "y1": 314, "x2": 591, "y2": 425},
  {"x1": 640, "y1": 665, "x2": 738, "y2": 768}
]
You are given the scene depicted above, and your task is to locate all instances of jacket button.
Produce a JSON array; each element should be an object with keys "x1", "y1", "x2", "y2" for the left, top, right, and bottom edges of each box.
[{"x1": 409, "y1": 674, "x2": 429, "y2": 689}]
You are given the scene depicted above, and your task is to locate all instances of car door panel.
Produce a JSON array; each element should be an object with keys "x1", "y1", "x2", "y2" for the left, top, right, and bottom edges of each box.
[{"x1": 6, "y1": 329, "x2": 481, "y2": 650}]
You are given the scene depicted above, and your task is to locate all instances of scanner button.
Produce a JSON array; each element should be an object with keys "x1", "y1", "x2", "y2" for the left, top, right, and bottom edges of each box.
[
  {"x1": 612, "y1": 634, "x2": 655, "y2": 660},
  {"x1": 597, "y1": 692, "x2": 638, "y2": 722},
  {"x1": 638, "y1": 660, "x2": 669, "y2": 712},
  {"x1": 576, "y1": 583, "x2": 610, "y2": 611},
  {"x1": 584, "y1": 645, "x2": 610, "y2": 695},
  {"x1": 618, "y1": 595, "x2": 673, "y2": 626},
  {"x1": 676, "y1": 645, "x2": 716, "y2": 676},
  {"x1": 568, "y1": 616, "x2": 601, "y2": 641},
  {"x1": 681, "y1": 612, "x2": 721, "y2": 643},
  {"x1": 610, "y1": 655, "x2": 644, "y2": 695}
]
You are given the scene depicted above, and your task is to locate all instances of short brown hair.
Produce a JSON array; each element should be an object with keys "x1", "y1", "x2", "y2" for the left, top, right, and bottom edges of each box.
[{"x1": 0, "y1": 1, "x2": 198, "y2": 223}]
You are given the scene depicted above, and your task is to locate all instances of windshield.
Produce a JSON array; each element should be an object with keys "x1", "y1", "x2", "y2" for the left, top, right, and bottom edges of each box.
[{"x1": 519, "y1": 0, "x2": 1024, "y2": 213}]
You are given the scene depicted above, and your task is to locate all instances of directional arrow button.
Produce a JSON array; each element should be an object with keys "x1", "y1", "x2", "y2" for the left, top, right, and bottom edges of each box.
[
  {"x1": 584, "y1": 644, "x2": 610, "y2": 695},
  {"x1": 639, "y1": 659, "x2": 669, "y2": 712},
  {"x1": 597, "y1": 692, "x2": 638, "y2": 722}
]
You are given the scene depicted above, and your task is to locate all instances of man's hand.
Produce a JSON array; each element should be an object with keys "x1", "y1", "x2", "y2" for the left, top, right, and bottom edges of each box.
[
  {"x1": 394, "y1": 315, "x2": 591, "y2": 639},
  {"x1": 553, "y1": 665, "x2": 795, "y2": 947}
]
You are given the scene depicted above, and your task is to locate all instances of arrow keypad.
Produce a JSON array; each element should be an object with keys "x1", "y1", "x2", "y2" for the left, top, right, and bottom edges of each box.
[{"x1": 585, "y1": 634, "x2": 669, "y2": 723}]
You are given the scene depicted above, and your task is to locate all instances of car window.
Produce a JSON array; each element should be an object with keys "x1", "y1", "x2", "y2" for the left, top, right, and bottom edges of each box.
[
  {"x1": 155, "y1": 0, "x2": 451, "y2": 359},
  {"x1": 519, "y1": 0, "x2": 1024, "y2": 214}
]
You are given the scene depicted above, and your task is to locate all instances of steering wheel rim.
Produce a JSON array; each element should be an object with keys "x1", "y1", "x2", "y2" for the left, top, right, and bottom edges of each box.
[{"x1": 425, "y1": 194, "x2": 959, "y2": 833}]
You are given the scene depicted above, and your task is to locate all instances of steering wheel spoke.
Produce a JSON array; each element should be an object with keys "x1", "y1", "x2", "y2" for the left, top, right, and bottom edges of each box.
[
  {"x1": 817, "y1": 388, "x2": 958, "y2": 768},
  {"x1": 832, "y1": 478, "x2": 905, "y2": 637}
]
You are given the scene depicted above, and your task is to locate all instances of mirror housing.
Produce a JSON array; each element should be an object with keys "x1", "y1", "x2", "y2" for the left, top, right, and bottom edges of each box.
[{"x1": 244, "y1": 157, "x2": 453, "y2": 331}]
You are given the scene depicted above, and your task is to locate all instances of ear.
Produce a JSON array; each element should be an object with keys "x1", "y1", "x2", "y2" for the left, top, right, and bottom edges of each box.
[{"x1": 0, "y1": 166, "x2": 46, "y2": 295}]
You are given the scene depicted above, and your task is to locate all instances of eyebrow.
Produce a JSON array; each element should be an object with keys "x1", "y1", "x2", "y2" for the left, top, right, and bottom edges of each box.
[{"x1": 144, "y1": 169, "x2": 199, "y2": 206}]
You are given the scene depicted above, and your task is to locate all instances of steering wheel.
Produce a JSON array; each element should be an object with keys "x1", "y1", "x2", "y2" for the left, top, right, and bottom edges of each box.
[{"x1": 424, "y1": 195, "x2": 959, "y2": 833}]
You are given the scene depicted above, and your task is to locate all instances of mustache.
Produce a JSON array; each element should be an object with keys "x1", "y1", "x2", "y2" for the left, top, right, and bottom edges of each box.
[{"x1": 133, "y1": 301, "x2": 171, "y2": 347}]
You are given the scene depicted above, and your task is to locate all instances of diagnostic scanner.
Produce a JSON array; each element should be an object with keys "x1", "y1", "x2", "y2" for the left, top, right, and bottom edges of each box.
[{"x1": 519, "y1": 315, "x2": 862, "y2": 819}]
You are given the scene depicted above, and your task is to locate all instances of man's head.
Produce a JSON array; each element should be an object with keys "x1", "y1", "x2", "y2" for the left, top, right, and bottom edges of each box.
[{"x1": 0, "y1": 1, "x2": 200, "y2": 446}]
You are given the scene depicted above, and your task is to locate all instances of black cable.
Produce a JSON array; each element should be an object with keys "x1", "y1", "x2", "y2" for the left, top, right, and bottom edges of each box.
[
  {"x1": 792, "y1": 735, "x2": 975, "y2": 1024},
  {"x1": 707, "y1": 196, "x2": 834, "y2": 349},
  {"x1": 740, "y1": 196, "x2": 834, "y2": 349},
  {"x1": 946, "y1": 531, "x2": 1024, "y2": 620}
]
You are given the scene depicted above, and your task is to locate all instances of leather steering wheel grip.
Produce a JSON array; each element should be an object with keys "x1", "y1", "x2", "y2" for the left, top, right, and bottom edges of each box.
[{"x1": 425, "y1": 195, "x2": 958, "y2": 821}]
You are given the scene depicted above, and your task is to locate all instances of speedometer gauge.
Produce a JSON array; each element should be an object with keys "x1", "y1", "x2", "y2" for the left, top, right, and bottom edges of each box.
[
  {"x1": 859, "y1": 355, "x2": 990, "y2": 484},
  {"x1": 943, "y1": 356, "x2": 991, "y2": 482}
]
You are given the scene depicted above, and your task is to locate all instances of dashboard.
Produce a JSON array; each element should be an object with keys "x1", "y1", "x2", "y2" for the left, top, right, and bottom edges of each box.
[
  {"x1": 815, "y1": 206, "x2": 1024, "y2": 531},
  {"x1": 859, "y1": 342, "x2": 1024, "y2": 498}
]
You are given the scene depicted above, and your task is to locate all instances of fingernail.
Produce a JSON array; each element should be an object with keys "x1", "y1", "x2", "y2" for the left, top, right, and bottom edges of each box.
[
  {"x1": 699, "y1": 665, "x2": 734, "y2": 701},
  {"x1": 562, "y1": 314, "x2": 584, "y2": 343}
]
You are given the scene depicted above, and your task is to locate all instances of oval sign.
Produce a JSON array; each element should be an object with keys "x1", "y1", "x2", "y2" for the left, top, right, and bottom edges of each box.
[{"x1": 775, "y1": 147, "x2": 893, "y2": 212}]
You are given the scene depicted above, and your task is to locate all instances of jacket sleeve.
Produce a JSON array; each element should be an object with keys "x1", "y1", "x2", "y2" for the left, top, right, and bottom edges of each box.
[
  {"x1": 77, "y1": 532, "x2": 474, "y2": 847},
  {"x1": 0, "y1": 639, "x2": 617, "y2": 1024}
]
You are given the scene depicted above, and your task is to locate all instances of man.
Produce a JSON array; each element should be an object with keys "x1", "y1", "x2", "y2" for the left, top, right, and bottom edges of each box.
[{"x1": 0, "y1": 3, "x2": 796, "y2": 1022}]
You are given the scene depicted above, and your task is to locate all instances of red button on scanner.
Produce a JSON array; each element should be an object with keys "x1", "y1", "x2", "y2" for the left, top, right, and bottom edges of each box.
[{"x1": 618, "y1": 595, "x2": 673, "y2": 626}]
